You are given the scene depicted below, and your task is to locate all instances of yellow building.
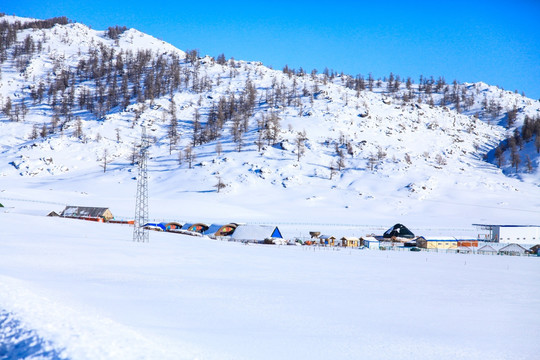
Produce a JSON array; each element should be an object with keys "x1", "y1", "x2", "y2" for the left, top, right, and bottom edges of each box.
[
  {"x1": 416, "y1": 236, "x2": 458, "y2": 249},
  {"x1": 341, "y1": 237, "x2": 360, "y2": 247}
]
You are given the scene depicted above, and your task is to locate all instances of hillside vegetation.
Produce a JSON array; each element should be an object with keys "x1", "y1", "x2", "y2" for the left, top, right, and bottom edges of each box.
[{"x1": 1, "y1": 15, "x2": 540, "y2": 227}]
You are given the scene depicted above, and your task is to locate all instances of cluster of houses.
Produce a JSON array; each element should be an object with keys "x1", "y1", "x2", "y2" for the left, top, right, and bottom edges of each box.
[{"x1": 49, "y1": 206, "x2": 540, "y2": 256}]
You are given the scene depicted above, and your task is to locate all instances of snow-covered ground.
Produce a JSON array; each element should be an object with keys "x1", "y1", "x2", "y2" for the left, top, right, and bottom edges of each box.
[{"x1": 1, "y1": 211, "x2": 539, "y2": 360}]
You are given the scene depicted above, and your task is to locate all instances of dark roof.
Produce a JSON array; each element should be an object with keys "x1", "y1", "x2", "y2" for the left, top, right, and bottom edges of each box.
[
  {"x1": 61, "y1": 206, "x2": 110, "y2": 218},
  {"x1": 383, "y1": 224, "x2": 415, "y2": 239}
]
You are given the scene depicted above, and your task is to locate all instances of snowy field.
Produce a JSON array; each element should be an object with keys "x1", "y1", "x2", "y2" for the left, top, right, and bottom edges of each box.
[{"x1": 1, "y1": 211, "x2": 539, "y2": 360}]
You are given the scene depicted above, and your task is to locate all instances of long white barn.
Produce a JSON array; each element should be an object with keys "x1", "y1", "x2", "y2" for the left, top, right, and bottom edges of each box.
[{"x1": 492, "y1": 225, "x2": 540, "y2": 244}]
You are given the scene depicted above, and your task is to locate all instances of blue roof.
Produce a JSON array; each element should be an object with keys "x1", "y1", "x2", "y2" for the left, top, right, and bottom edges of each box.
[
  {"x1": 271, "y1": 227, "x2": 283, "y2": 239},
  {"x1": 142, "y1": 223, "x2": 166, "y2": 231}
]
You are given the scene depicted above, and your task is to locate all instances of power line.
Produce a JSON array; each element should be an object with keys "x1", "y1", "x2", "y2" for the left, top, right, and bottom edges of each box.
[{"x1": 133, "y1": 126, "x2": 150, "y2": 243}]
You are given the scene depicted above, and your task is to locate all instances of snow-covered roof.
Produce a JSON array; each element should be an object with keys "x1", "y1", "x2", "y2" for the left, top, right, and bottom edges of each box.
[
  {"x1": 61, "y1": 206, "x2": 110, "y2": 218},
  {"x1": 477, "y1": 245, "x2": 498, "y2": 253},
  {"x1": 499, "y1": 243, "x2": 528, "y2": 253},
  {"x1": 231, "y1": 225, "x2": 278, "y2": 241}
]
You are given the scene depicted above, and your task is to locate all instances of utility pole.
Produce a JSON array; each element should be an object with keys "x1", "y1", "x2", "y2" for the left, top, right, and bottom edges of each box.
[{"x1": 133, "y1": 126, "x2": 149, "y2": 242}]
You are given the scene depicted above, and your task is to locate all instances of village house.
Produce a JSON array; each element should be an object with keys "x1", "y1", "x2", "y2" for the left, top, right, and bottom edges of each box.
[
  {"x1": 60, "y1": 206, "x2": 113, "y2": 221},
  {"x1": 416, "y1": 236, "x2": 458, "y2": 250},
  {"x1": 361, "y1": 236, "x2": 380, "y2": 249},
  {"x1": 341, "y1": 236, "x2": 360, "y2": 248},
  {"x1": 319, "y1": 235, "x2": 336, "y2": 246},
  {"x1": 498, "y1": 243, "x2": 528, "y2": 256},
  {"x1": 477, "y1": 244, "x2": 498, "y2": 255}
]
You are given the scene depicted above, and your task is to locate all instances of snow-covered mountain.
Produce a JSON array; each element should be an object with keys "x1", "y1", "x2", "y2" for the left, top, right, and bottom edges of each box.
[{"x1": 1, "y1": 15, "x2": 540, "y2": 231}]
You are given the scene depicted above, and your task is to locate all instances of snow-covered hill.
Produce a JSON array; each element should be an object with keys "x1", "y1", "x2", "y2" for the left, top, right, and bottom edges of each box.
[{"x1": 1, "y1": 15, "x2": 540, "y2": 230}]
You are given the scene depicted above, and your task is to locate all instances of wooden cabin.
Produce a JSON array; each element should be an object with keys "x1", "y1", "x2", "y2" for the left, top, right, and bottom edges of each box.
[
  {"x1": 341, "y1": 236, "x2": 360, "y2": 248},
  {"x1": 319, "y1": 235, "x2": 336, "y2": 246}
]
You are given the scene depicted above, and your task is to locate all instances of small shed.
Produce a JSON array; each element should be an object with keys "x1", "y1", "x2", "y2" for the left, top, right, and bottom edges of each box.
[
  {"x1": 477, "y1": 245, "x2": 498, "y2": 255},
  {"x1": 361, "y1": 236, "x2": 380, "y2": 249},
  {"x1": 61, "y1": 206, "x2": 113, "y2": 221},
  {"x1": 416, "y1": 236, "x2": 458, "y2": 250},
  {"x1": 499, "y1": 243, "x2": 528, "y2": 256},
  {"x1": 47, "y1": 211, "x2": 60, "y2": 217},
  {"x1": 320, "y1": 235, "x2": 336, "y2": 246},
  {"x1": 341, "y1": 236, "x2": 360, "y2": 247}
]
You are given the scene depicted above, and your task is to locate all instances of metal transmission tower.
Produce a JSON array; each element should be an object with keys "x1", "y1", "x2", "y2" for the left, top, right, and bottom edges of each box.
[{"x1": 133, "y1": 126, "x2": 150, "y2": 242}]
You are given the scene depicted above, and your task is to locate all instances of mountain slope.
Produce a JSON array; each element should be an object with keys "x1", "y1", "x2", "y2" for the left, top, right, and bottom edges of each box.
[{"x1": 1, "y1": 15, "x2": 539, "y2": 231}]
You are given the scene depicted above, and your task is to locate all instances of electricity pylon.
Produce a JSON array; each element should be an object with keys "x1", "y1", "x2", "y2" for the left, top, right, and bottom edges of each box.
[{"x1": 133, "y1": 126, "x2": 149, "y2": 242}]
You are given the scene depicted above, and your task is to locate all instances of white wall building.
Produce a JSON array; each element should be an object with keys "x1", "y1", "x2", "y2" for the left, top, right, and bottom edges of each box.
[{"x1": 492, "y1": 225, "x2": 540, "y2": 245}]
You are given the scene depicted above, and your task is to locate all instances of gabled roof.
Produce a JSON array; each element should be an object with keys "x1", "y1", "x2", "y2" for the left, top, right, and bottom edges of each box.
[
  {"x1": 320, "y1": 235, "x2": 336, "y2": 240},
  {"x1": 271, "y1": 227, "x2": 283, "y2": 238},
  {"x1": 477, "y1": 245, "x2": 497, "y2": 253},
  {"x1": 61, "y1": 206, "x2": 110, "y2": 218},
  {"x1": 360, "y1": 236, "x2": 379, "y2": 242},
  {"x1": 499, "y1": 243, "x2": 528, "y2": 253}
]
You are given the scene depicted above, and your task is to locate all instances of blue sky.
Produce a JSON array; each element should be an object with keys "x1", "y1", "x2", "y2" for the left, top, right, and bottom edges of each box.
[{"x1": 4, "y1": 0, "x2": 540, "y2": 99}]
